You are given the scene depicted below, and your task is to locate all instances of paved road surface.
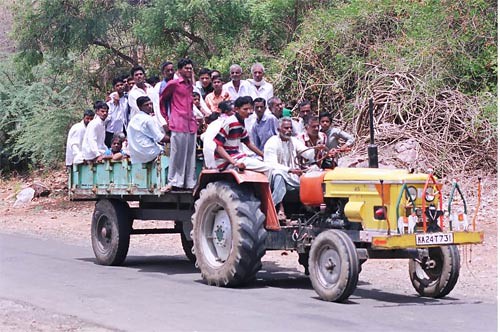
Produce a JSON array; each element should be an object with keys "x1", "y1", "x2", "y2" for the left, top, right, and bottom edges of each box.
[{"x1": 0, "y1": 233, "x2": 496, "y2": 331}]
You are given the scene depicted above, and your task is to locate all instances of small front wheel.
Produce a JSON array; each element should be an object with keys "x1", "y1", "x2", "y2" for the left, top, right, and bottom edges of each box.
[
  {"x1": 309, "y1": 230, "x2": 359, "y2": 302},
  {"x1": 409, "y1": 245, "x2": 460, "y2": 298}
]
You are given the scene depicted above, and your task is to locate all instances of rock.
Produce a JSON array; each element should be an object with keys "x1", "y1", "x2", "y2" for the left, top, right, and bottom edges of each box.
[
  {"x1": 30, "y1": 182, "x2": 51, "y2": 197},
  {"x1": 13, "y1": 188, "x2": 35, "y2": 208}
]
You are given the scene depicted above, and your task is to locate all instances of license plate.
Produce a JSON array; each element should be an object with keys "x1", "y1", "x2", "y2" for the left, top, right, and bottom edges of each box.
[{"x1": 416, "y1": 232, "x2": 454, "y2": 246}]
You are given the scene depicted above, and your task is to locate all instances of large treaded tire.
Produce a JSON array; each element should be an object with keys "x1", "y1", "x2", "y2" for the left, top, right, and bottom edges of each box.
[
  {"x1": 409, "y1": 245, "x2": 460, "y2": 298},
  {"x1": 91, "y1": 199, "x2": 132, "y2": 266},
  {"x1": 308, "y1": 230, "x2": 359, "y2": 302},
  {"x1": 192, "y1": 182, "x2": 267, "y2": 287}
]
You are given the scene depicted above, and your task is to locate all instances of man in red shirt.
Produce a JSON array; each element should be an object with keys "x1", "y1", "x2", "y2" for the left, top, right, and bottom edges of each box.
[{"x1": 159, "y1": 58, "x2": 197, "y2": 191}]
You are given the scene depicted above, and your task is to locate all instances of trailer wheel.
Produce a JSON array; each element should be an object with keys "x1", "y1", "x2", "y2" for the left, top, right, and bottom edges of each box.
[
  {"x1": 309, "y1": 230, "x2": 359, "y2": 302},
  {"x1": 298, "y1": 252, "x2": 310, "y2": 275},
  {"x1": 192, "y1": 182, "x2": 266, "y2": 287},
  {"x1": 409, "y1": 245, "x2": 460, "y2": 298},
  {"x1": 180, "y1": 231, "x2": 196, "y2": 263},
  {"x1": 91, "y1": 199, "x2": 132, "y2": 266}
]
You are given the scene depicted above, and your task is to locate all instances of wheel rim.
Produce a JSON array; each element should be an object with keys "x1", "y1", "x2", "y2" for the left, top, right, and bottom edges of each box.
[
  {"x1": 414, "y1": 248, "x2": 444, "y2": 285},
  {"x1": 316, "y1": 246, "x2": 341, "y2": 288},
  {"x1": 200, "y1": 203, "x2": 232, "y2": 267},
  {"x1": 96, "y1": 215, "x2": 112, "y2": 252}
]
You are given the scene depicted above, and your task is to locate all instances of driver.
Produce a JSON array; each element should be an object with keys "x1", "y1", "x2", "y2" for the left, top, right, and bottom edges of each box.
[{"x1": 263, "y1": 117, "x2": 317, "y2": 221}]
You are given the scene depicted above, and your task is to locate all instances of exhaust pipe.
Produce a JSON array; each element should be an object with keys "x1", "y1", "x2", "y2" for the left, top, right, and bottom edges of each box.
[{"x1": 368, "y1": 98, "x2": 379, "y2": 168}]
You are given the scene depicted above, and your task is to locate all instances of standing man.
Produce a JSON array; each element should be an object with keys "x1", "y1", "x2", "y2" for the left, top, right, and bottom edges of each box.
[
  {"x1": 250, "y1": 98, "x2": 278, "y2": 151},
  {"x1": 222, "y1": 64, "x2": 252, "y2": 101},
  {"x1": 127, "y1": 96, "x2": 170, "y2": 164},
  {"x1": 128, "y1": 66, "x2": 156, "y2": 120},
  {"x1": 153, "y1": 61, "x2": 176, "y2": 133},
  {"x1": 65, "y1": 109, "x2": 95, "y2": 167},
  {"x1": 247, "y1": 62, "x2": 273, "y2": 102},
  {"x1": 105, "y1": 77, "x2": 128, "y2": 147},
  {"x1": 160, "y1": 58, "x2": 198, "y2": 191},
  {"x1": 82, "y1": 101, "x2": 109, "y2": 162}
]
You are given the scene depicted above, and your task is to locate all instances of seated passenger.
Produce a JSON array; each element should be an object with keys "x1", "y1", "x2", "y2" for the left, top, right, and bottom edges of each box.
[
  {"x1": 204, "y1": 75, "x2": 230, "y2": 113},
  {"x1": 82, "y1": 101, "x2": 109, "y2": 163},
  {"x1": 127, "y1": 96, "x2": 170, "y2": 164},
  {"x1": 213, "y1": 96, "x2": 269, "y2": 171},
  {"x1": 264, "y1": 117, "x2": 316, "y2": 220},
  {"x1": 298, "y1": 115, "x2": 327, "y2": 167},
  {"x1": 102, "y1": 135, "x2": 128, "y2": 161},
  {"x1": 319, "y1": 111, "x2": 355, "y2": 166},
  {"x1": 65, "y1": 109, "x2": 94, "y2": 167}
]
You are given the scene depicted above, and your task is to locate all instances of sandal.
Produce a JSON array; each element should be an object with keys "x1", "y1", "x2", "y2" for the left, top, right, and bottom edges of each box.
[
  {"x1": 277, "y1": 210, "x2": 287, "y2": 222},
  {"x1": 160, "y1": 185, "x2": 173, "y2": 193}
]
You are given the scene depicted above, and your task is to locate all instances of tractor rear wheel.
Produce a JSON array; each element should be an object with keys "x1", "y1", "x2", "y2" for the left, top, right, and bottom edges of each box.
[
  {"x1": 91, "y1": 199, "x2": 132, "y2": 266},
  {"x1": 309, "y1": 230, "x2": 359, "y2": 302},
  {"x1": 192, "y1": 182, "x2": 267, "y2": 287},
  {"x1": 409, "y1": 245, "x2": 460, "y2": 298}
]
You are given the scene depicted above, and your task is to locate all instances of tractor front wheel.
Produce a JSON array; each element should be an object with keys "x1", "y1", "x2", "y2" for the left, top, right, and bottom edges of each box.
[
  {"x1": 309, "y1": 230, "x2": 359, "y2": 302},
  {"x1": 409, "y1": 245, "x2": 460, "y2": 298}
]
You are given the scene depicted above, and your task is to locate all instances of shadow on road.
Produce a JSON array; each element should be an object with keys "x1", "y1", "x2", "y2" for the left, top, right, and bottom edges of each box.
[
  {"x1": 78, "y1": 255, "x2": 198, "y2": 275},
  {"x1": 78, "y1": 255, "x2": 482, "y2": 306}
]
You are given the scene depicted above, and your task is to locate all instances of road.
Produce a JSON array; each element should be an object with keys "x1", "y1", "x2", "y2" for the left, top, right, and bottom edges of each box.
[{"x1": 0, "y1": 233, "x2": 496, "y2": 332}]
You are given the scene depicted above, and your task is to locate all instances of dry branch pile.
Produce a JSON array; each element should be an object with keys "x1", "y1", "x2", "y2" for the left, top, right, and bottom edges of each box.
[{"x1": 351, "y1": 65, "x2": 497, "y2": 175}]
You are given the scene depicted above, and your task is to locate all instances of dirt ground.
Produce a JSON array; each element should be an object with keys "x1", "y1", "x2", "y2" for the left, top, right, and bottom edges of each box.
[{"x1": 0, "y1": 170, "x2": 497, "y2": 309}]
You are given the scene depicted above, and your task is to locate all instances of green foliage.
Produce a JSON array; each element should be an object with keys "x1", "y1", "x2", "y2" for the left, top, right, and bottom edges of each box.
[
  {"x1": 0, "y1": 57, "x2": 86, "y2": 169},
  {"x1": 6, "y1": 0, "x2": 497, "y2": 173},
  {"x1": 276, "y1": 0, "x2": 497, "y2": 118}
]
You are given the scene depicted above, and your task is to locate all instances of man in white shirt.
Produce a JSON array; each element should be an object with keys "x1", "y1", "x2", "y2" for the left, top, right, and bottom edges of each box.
[
  {"x1": 65, "y1": 109, "x2": 94, "y2": 167},
  {"x1": 82, "y1": 101, "x2": 109, "y2": 162},
  {"x1": 247, "y1": 62, "x2": 273, "y2": 102},
  {"x1": 105, "y1": 77, "x2": 128, "y2": 147},
  {"x1": 201, "y1": 100, "x2": 234, "y2": 168},
  {"x1": 128, "y1": 66, "x2": 157, "y2": 120},
  {"x1": 264, "y1": 117, "x2": 316, "y2": 220},
  {"x1": 152, "y1": 61, "x2": 175, "y2": 133},
  {"x1": 222, "y1": 64, "x2": 252, "y2": 101},
  {"x1": 127, "y1": 96, "x2": 170, "y2": 164}
]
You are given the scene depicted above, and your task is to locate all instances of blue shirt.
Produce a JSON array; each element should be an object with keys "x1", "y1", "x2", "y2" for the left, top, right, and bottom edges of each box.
[{"x1": 251, "y1": 113, "x2": 278, "y2": 151}]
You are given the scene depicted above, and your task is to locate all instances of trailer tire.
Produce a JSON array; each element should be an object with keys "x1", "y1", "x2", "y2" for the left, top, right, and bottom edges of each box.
[
  {"x1": 91, "y1": 199, "x2": 132, "y2": 266},
  {"x1": 409, "y1": 245, "x2": 460, "y2": 298},
  {"x1": 309, "y1": 230, "x2": 359, "y2": 302},
  {"x1": 192, "y1": 182, "x2": 266, "y2": 287},
  {"x1": 180, "y1": 231, "x2": 196, "y2": 263}
]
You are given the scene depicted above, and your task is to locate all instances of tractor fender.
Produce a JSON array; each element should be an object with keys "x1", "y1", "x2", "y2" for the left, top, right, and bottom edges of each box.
[{"x1": 194, "y1": 169, "x2": 280, "y2": 231}]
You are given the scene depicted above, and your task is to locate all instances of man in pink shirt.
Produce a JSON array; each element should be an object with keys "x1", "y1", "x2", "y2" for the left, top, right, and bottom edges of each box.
[{"x1": 159, "y1": 58, "x2": 197, "y2": 191}]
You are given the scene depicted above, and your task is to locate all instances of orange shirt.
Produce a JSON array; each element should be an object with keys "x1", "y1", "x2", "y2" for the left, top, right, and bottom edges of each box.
[{"x1": 205, "y1": 91, "x2": 230, "y2": 113}]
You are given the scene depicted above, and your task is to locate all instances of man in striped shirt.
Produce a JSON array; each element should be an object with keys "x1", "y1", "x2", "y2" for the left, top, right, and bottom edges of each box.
[{"x1": 214, "y1": 96, "x2": 273, "y2": 173}]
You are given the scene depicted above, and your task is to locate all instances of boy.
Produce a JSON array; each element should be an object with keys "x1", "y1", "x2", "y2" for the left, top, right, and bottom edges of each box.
[{"x1": 103, "y1": 135, "x2": 128, "y2": 161}]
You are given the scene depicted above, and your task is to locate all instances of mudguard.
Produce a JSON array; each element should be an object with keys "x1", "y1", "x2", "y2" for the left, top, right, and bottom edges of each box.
[{"x1": 195, "y1": 169, "x2": 280, "y2": 231}]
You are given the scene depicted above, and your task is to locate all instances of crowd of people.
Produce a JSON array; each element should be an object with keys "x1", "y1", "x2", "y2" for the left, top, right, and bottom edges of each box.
[{"x1": 65, "y1": 58, "x2": 355, "y2": 221}]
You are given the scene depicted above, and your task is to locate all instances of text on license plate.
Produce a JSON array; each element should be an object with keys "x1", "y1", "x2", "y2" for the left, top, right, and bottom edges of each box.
[{"x1": 416, "y1": 233, "x2": 454, "y2": 246}]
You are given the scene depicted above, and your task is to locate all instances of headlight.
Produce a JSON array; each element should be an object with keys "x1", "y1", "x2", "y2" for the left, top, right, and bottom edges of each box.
[
  {"x1": 406, "y1": 186, "x2": 418, "y2": 201},
  {"x1": 425, "y1": 187, "x2": 436, "y2": 202}
]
